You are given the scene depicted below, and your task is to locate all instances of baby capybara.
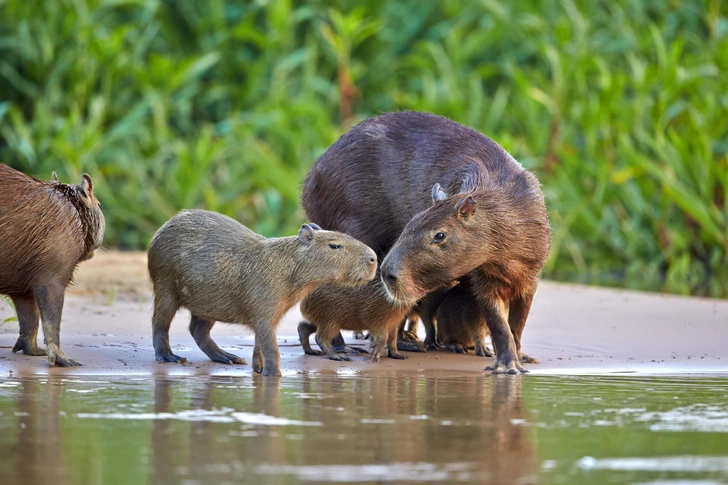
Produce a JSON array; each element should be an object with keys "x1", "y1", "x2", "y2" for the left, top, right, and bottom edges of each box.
[
  {"x1": 147, "y1": 210, "x2": 377, "y2": 376},
  {"x1": 298, "y1": 277, "x2": 412, "y2": 362},
  {"x1": 436, "y1": 282, "x2": 493, "y2": 357},
  {"x1": 0, "y1": 164, "x2": 105, "y2": 367},
  {"x1": 302, "y1": 111, "x2": 550, "y2": 374}
]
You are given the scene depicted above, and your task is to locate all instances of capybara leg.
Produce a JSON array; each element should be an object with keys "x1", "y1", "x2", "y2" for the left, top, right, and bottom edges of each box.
[
  {"x1": 252, "y1": 339, "x2": 263, "y2": 374},
  {"x1": 190, "y1": 315, "x2": 246, "y2": 365},
  {"x1": 398, "y1": 318, "x2": 418, "y2": 342},
  {"x1": 479, "y1": 296, "x2": 526, "y2": 375},
  {"x1": 152, "y1": 292, "x2": 185, "y2": 363},
  {"x1": 509, "y1": 291, "x2": 537, "y2": 364},
  {"x1": 472, "y1": 326, "x2": 494, "y2": 357},
  {"x1": 11, "y1": 296, "x2": 46, "y2": 356},
  {"x1": 332, "y1": 331, "x2": 347, "y2": 353},
  {"x1": 397, "y1": 336, "x2": 425, "y2": 353},
  {"x1": 368, "y1": 333, "x2": 387, "y2": 363},
  {"x1": 253, "y1": 321, "x2": 281, "y2": 377},
  {"x1": 343, "y1": 345, "x2": 369, "y2": 355},
  {"x1": 443, "y1": 342, "x2": 468, "y2": 354},
  {"x1": 387, "y1": 326, "x2": 408, "y2": 360},
  {"x1": 35, "y1": 283, "x2": 79, "y2": 367},
  {"x1": 298, "y1": 321, "x2": 324, "y2": 356},
  {"x1": 315, "y1": 330, "x2": 351, "y2": 362}
]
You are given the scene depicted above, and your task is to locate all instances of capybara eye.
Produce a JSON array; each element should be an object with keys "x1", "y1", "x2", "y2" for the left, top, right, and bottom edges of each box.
[
  {"x1": 432, "y1": 232, "x2": 447, "y2": 244},
  {"x1": 328, "y1": 243, "x2": 342, "y2": 249}
]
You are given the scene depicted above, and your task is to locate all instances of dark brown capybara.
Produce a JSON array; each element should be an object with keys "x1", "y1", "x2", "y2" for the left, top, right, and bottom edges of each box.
[
  {"x1": 147, "y1": 210, "x2": 377, "y2": 376},
  {"x1": 436, "y1": 281, "x2": 493, "y2": 357},
  {"x1": 302, "y1": 111, "x2": 550, "y2": 374},
  {"x1": 0, "y1": 164, "x2": 105, "y2": 367},
  {"x1": 297, "y1": 276, "x2": 412, "y2": 362}
]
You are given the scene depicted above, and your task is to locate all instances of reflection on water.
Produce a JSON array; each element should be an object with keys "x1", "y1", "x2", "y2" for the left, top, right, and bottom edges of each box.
[{"x1": 0, "y1": 375, "x2": 727, "y2": 484}]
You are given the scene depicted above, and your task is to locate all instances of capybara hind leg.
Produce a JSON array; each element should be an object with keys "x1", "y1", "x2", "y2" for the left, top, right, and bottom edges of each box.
[
  {"x1": 509, "y1": 291, "x2": 537, "y2": 364},
  {"x1": 331, "y1": 332, "x2": 369, "y2": 354},
  {"x1": 315, "y1": 330, "x2": 351, "y2": 362},
  {"x1": 298, "y1": 321, "x2": 324, "y2": 356},
  {"x1": 387, "y1": 326, "x2": 408, "y2": 360},
  {"x1": 152, "y1": 292, "x2": 185, "y2": 363},
  {"x1": 35, "y1": 283, "x2": 79, "y2": 367},
  {"x1": 473, "y1": 326, "x2": 494, "y2": 357},
  {"x1": 190, "y1": 315, "x2": 246, "y2": 365},
  {"x1": 11, "y1": 296, "x2": 46, "y2": 356},
  {"x1": 253, "y1": 321, "x2": 281, "y2": 376},
  {"x1": 252, "y1": 339, "x2": 263, "y2": 374}
]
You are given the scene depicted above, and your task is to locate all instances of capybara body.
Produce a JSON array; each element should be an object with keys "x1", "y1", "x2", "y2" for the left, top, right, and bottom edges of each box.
[
  {"x1": 147, "y1": 210, "x2": 377, "y2": 376},
  {"x1": 0, "y1": 164, "x2": 105, "y2": 366},
  {"x1": 302, "y1": 111, "x2": 550, "y2": 374},
  {"x1": 436, "y1": 281, "x2": 493, "y2": 357},
  {"x1": 298, "y1": 277, "x2": 412, "y2": 362}
]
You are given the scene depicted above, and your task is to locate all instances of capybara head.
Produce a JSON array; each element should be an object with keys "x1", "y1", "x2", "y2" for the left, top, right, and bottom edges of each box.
[
  {"x1": 295, "y1": 223, "x2": 378, "y2": 286},
  {"x1": 54, "y1": 173, "x2": 105, "y2": 261},
  {"x1": 380, "y1": 184, "x2": 488, "y2": 304}
]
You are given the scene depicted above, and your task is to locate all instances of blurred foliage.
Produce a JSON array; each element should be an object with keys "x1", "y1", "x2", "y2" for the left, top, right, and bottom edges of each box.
[{"x1": 0, "y1": 0, "x2": 726, "y2": 297}]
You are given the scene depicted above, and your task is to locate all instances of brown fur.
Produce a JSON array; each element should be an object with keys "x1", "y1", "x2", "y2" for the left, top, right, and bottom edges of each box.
[
  {"x1": 147, "y1": 210, "x2": 377, "y2": 376},
  {"x1": 0, "y1": 164, "x2": 105, "y2": 366},
  {"x1": 302, "y1": 112, "x2": 550, "y2": 374},
  {"x1": 297, "y1": 276, "x2": 412, "y2": 362},
  {"x1": 436, "y1": 281, "x2": 493, "y2": 357}
]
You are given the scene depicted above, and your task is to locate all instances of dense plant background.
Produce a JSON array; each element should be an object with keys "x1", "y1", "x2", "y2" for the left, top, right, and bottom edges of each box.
[{"x1": 1, "y1": 0, "x2": 726, "y2": 296}]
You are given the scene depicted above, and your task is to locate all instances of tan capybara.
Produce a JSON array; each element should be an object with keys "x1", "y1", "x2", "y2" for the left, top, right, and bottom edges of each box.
[
  {"x1": 0, "y1": 164, "x2": 105, "y2": 367},
  {"x1": 436, "y1": 281, "x2": 493, "y2": 357},
  {"x1": 297, "y1": 277, "x2": 412, "y2": 362},
  {"x1": 147, "y1": 210, "x2": 377, "y2": 376},
  {"x1": 303, "y1": 112, "x2": 550, "y2": 374}
]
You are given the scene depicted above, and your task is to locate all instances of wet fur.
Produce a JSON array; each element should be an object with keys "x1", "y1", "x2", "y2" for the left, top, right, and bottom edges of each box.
[
  {"x1": 0, "y1": 164, "x2": 105, "y2": 366},
  {"x1": 147, "y1": 210, "x2": 377, "y2": 376}
]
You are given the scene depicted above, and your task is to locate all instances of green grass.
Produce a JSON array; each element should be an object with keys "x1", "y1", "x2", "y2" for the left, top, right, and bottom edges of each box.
[{"x1": 1, "y1": 0, "x2": 726, "y2": 297}]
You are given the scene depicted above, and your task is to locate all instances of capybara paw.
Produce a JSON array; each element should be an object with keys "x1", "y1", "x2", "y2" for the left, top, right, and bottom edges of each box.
[
  {"x1": 520, "y1": 353, "x2": 538, "y2": 364},
  {"x1": 368, "y1": 353, "x2": 381, "y2": 363},
  {"x1": 486, "y1": 359, "x2": 528, "y2": 375},
  {"x1": 345, "y1": 345, "x2": 370, "y2": 355},
  {"x1": 208, "y1": 350, "x2": 246, "y2": 365},
  {"x1": 397, "y1": 339, "x2": 426, "y2": 353},
  {"x1": 12, "y1": 339, "x2": 47, "y2": 356},
  {"x1": 304, "y1": 349, "x2": 324, "y2": 356},
  {"x1": 388, "y1": 352, "x2": 409, "y2": 360},
  {"x1": 328, "y1": 353, "x2": 352, "y2": 362},
  {"x1": 475, "y1": 347, "x2": 494, "y2": 358},
  {"x1": 48, "y1": 353, "x2": 81, "y2": 367},
  {"x1": 155, "y1": 352, "x2": 187, "y2": 364},
  {"x1": 402, "y1": 330, "x2": 419, "y2": 342},
  {"x1": 261, "y1": 367, "x2": 282, "y2": 377}
]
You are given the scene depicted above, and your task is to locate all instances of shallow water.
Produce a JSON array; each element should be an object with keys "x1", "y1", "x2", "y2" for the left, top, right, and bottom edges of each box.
[{"x1": 0, "y1": 375, "x2": 727, "y2": 485}]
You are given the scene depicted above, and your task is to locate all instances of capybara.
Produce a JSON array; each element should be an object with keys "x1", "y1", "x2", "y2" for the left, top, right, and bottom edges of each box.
[
  {"x1": 302, "y1": 111, "x2": 550, "y2": 374},
  {"x1": 297, "y1": 277, "x2": 411, "y2": 362},
  {"x1": 147, "y1": 210, "x2": 377, "y2": 376},
  {"x1": 436, "y1": 281, "x2": 493, "y2": 357},
  {"x1": 0, "y1": 164, "x2": 105, "y2": 367}
]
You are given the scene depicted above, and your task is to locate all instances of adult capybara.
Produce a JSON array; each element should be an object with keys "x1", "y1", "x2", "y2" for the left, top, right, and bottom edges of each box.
[
  {"x1": 436, "y1": 281, "x2": 493, "y2": 357},
  {"x1": 0, "y1": 164, "x2": 105, "y2": 367},
  {"x1": 302, "y1": 111, "x2": 550, "y2": 374},
  {"x1": 147, "y1": 210, "x2": 377, "y2": 376},
  {"x1": 297, "y1": 277, "x2": 411, "y2": 362}
]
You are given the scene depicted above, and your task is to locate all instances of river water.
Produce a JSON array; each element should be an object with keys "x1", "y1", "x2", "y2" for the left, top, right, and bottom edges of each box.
[{"x1": 0, "y1": 374, "x2": 727, "y2": 484}]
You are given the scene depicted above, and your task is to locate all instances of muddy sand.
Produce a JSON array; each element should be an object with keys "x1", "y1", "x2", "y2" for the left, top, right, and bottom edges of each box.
[{"x1": 0, "y1": 250, "x2": 726, "y2": 376}]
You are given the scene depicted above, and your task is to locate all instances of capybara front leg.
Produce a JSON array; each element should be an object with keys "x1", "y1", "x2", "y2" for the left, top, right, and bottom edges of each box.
[
  {"x1": 387, "y1": 325, "x2": 408, "y2": 360},
  {"x1": 35, "y1": 282, "x2": 79, "y2": 367},
  {"x1": 480, "y1": 297, "x2": 525, "y2": 374},
  {"x1": 11, "y1": 296, "x2": 46, "y2": 356},
  {"x1": 253, "y1": 321, "x2": 281, "y2": 377},
  {"x1": 509, "y1": 291, "x2": 538, "y2": 364}
]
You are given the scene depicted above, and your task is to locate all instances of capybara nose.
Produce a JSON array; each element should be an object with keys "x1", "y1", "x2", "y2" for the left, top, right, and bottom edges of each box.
[{"x1": 382, "y1": 269, "x2": 398, "y2": 285}]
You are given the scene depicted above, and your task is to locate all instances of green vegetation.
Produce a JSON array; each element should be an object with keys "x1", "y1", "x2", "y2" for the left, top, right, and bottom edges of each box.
[{"x1": 1, "y1": 0, "x2": 726, "y2": 297}]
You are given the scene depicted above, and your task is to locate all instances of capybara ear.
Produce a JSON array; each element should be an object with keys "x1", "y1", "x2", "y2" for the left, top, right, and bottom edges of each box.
[
  {"x1": 432, "y1": 183, "x2": 448, "y2": 203},
  {"x1": 455, "y1": 196, "x2": 477, "y2": 220},
  {"x1": 307, "y1": 223, "x2": 322, "y2": 231},
  {"x1": 298, "y1": 224, "x2": 315, "y2": 245},
  {"x1": 80, "y1": 174, "x2": 93, "y2": 196},
  {"x1": 51, "y1": 172, "x2": 59, "y2": 183}
]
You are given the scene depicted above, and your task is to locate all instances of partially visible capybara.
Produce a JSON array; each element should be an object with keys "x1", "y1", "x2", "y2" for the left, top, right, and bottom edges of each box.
[
  {"x1": 436, "y1": 281, "x2": 493, "y2": 357},
  {"x1": 302, "y1": 111, "x2": 550, "y2": 374},
  {"x1": 297, "y1": 277, "x2": 412, "y2": 362},
  {"x1": 0, "y1": 164, "x2": 105, "y2": 367},
  {"x1": 147, "y1": 210, "x2": 377, "y2": 376}
]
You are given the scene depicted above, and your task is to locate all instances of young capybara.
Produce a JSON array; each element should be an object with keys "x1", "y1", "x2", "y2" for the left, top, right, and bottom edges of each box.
[
  {"x1": 302, "y1": 111, "x2": 550, "y2": 374},
  {"x1": 436, "y1": 281, "x2": 493, "y2": 357},
  {"x1": 147, "y1": 210, "x2": 377, "y2": 376},
  {"x1": 0, "y1": 164, "x2": 105, "y2": 367},
  {"x1": 297, "y1": 277, "x2": 411, "y2": 362}
]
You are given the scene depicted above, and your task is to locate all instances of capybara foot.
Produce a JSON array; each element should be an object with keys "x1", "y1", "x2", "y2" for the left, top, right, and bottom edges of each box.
[
  {"x1": 344, "y1": 345, "x2": 369, "y2": 355},
  {"x1": 475, "y1": 346, "x2": 494, "y2": 358},
  {"x1": 304, "y1": 348, "x2": 324, "y2": 356},
  {"x1": 155, "y1": 352, "x2": 187, "y2": 364},
  {"x1": 12, "y1": 338, "x2": 47, "y2": 356},
  {"x1": 47, "y1": 348, "x2": 81, "y2": 367},
  {"x1": 328, "y1": 353, "x2": 352, "y2": 362},
  {"x1": 208, "y1": 349, "x2": 247, "y2": 365},
  {"x1": 397, "y1": 338, "x2": 426, "y2": 353},
  {"x1": 388, "y1": 351, "x2": 409, "y2": 360},
  {"x1": 486, "y1": 357, "x2": 528, "y2": 375},
  {"x1": 520, "y1": 353, "x2": 538, "y2": 364},
  {"x1": 401, "y1": 330, "x2": 418, "y2": 342},
  {"x1": 424, "y1": 335, "x2": 440, "y2": 351},
  {"x1": 261, "y1": 366, "x2": 282, "y2": 377}
]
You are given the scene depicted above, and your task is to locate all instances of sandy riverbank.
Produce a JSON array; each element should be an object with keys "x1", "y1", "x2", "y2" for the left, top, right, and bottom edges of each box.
[{"x1": 0, "y1": 250, "x2": 726, "y2": 376}]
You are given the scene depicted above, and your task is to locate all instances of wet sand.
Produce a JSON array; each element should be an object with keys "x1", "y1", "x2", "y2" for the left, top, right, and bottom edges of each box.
[{"x1": 0, "y1": 250, "x2": 726, "y2": 376}]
